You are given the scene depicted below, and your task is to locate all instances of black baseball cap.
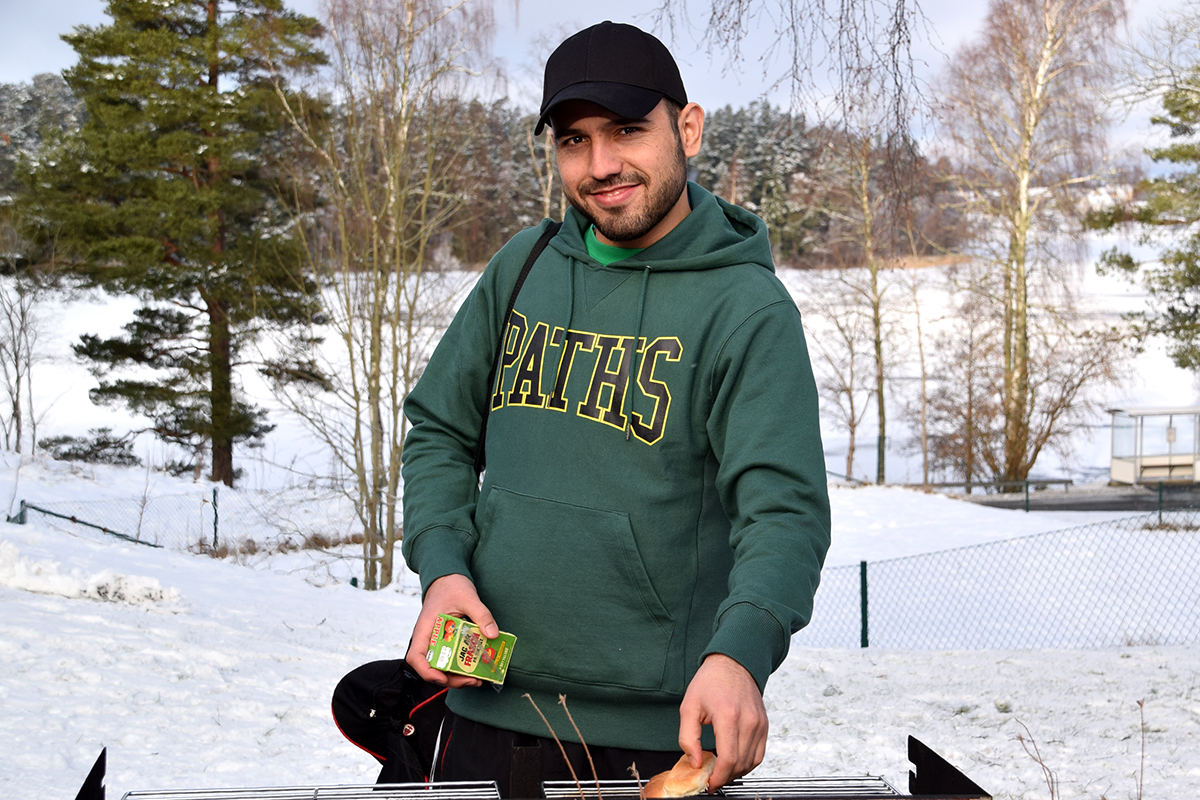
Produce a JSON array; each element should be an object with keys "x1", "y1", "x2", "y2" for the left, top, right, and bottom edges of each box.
[{"x1": 535, "y1": 21, "x2": 688, "y2": 135}]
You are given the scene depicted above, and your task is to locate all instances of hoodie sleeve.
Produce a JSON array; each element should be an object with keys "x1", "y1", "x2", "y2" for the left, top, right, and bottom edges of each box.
[
  {"x1": 700, "y1": 296, "x2": 831, "y2": 691},
  {"x1": 401, "y1": 225, "x2": 551, "y2": 594}
]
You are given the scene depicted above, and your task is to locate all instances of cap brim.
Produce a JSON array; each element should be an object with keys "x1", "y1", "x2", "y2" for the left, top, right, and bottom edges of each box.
[{"x1": 534, "y1": 82, "x2": 665, "y2": 135}]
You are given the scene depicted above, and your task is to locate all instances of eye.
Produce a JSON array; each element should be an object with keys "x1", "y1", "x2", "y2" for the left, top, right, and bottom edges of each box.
[{"x1": 558, "y1": 134, "x2": 586, "y2": 148}]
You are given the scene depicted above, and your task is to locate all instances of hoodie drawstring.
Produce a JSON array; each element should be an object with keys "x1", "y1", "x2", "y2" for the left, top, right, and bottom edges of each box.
[
  {"x1": 555, "y1": 257, "x2": 577, "y2": 381},
  {"x1": 625, "y1": 266, "x2": 651, "y2": 441}
]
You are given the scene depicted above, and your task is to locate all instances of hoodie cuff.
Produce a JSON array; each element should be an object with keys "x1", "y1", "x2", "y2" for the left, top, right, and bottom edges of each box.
[
  {"x1": 700, "y1": 602, "x2": 788, "y2": 693},
  {"x1": 405, "y1": 526, "x2": 477, "y2": 595}
]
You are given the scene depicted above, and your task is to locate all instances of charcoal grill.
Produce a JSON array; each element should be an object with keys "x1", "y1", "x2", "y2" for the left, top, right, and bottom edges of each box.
[{"x1": 75, "y1": 737, "x2": 988, "y2": 800}]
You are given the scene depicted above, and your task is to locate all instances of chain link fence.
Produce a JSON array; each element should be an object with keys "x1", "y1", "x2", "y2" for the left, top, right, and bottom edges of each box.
[
  {"x1": 13, "y1": 488, "x2": 1200, "y2": 650},
  {"x1": 795, "y1": 508, "x2": 1200, "y2": 649}
]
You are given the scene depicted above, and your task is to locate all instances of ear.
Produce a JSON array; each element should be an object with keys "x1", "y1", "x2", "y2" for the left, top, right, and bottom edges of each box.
[{"x1": 677, "y1": 102, "x2": 704, "y2": 158}]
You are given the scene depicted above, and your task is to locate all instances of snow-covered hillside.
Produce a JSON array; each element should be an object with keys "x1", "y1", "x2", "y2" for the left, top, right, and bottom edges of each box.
[
  {"x1": 2, "y1": 458, "x2": 1198, "y2": 800},
  {"x1": 2, "y1": 234, "x2": 1199, "y2": 799}
]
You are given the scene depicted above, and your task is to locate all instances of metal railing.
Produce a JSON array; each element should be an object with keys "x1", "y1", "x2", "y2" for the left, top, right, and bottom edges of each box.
[{"x1": 8, "y1": 488, "x2": 361, "y2": 553}]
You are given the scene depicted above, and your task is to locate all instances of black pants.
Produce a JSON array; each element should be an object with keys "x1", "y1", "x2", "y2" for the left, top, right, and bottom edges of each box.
[{"x1": 436, "y1": 709, "x2": 681, "y2": 798}]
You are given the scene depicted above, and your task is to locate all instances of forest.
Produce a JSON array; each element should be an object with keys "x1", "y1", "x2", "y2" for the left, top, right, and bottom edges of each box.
[{"x1": 1, "y1": 0, "x2": 1197, "y2": 588}]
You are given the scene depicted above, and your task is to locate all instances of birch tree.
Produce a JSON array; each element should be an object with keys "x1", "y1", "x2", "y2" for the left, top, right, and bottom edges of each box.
[
  {"x1": 652, "y1": 0, "x2": 923, "y2": 138},
  {"x1": 799, "y1": 274, "x2": 874, "y2": 481},
  {"x1": 937, "y1": 0, "x2": 1125, "y2": 483},
  {"x1": 816, "y1": 123, "x2": 899, "y2": 484},
  {"x1": 269, "y1": 0, "x2": 492, "y2": 589}
]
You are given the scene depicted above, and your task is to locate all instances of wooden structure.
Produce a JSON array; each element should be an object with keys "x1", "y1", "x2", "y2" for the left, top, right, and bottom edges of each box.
[{"x1": 1109, "y1": 406, "x2": 1200, "y2": 484}]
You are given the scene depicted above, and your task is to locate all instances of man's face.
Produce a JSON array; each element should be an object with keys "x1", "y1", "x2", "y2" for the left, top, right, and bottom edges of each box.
[{"x1": 550, "y1": 99, "x2": 701, "y2": 250}]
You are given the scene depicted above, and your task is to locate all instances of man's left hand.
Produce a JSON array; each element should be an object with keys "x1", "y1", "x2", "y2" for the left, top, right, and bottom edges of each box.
[{"x1": 678, "y1": 653, "x2": 768, "y2": 791}]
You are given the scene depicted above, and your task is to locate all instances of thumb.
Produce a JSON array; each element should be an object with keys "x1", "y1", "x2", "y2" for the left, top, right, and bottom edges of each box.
[{"x1": 464, "y1": 597, "x2": 499, "y2": 639}]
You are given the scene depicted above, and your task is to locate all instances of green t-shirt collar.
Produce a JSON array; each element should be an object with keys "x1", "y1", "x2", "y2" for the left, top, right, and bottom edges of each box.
[{"x1": 585, "y1": 225, "x2": 645, "y2": 266}]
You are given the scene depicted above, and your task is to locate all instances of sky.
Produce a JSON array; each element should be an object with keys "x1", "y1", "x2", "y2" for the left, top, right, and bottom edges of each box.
[
  {"x1": 0, "y1": 0, "x2": 1182, "y2": 150},
  {"x1": 0, "y1": 0, "x2": 1096, "y2": 106}
]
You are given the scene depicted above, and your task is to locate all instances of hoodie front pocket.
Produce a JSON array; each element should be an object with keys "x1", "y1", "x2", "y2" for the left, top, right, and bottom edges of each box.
[{"x1": 473, "y1": 487, "x2": 675, "y2": 692}]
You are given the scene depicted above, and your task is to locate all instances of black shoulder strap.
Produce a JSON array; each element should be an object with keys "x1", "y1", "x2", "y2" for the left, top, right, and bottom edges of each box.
[{"x1": 474, "y1": 221, "x2": 562, "y2": 477}]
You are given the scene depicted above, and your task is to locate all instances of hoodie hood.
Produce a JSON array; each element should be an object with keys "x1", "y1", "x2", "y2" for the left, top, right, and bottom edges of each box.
[{"x1": 549, "y1": 182, "x2": 775, "y2": 273}]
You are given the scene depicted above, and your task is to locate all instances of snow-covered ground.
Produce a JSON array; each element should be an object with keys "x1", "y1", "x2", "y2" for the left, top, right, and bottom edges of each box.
[
  {"x1": 2, "y1": 457, "x2": 1198, "y2": 800},
  {"x1": 2, "y1": 238, "x2": 1199, "y2": 799}
]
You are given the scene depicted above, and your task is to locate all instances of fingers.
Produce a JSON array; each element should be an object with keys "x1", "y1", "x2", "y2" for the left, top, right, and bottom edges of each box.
[
  {"x1": 677, "y1": 700, "x2": 705, "y2": 769},
  {"x1": 678, "y1": 654, "x2": 769, "y2": 791},
  {"x1": 404, "y1": 573, "x2": 495, "y2": 687},
  {"x1": 709, "y1": 701, "x2": 767, "y2": 790},
  {"x1": 708, "y1": 731, "x2": 738, "y2": 791},
  {"x1": 404, "y1": 621, "x2": 482, "y2": 687}
]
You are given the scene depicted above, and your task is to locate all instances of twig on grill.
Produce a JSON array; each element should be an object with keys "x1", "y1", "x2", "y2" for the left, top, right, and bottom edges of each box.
[
  {"x1": 629, "y1": 763, "x2": 643, "y2": 798},
  {"x1": 1137, "y1": 698, "x2": 1146, "y2": 800},
  {"x1": 524, "y1": 693, "x2": 586, "y2": 799},
  {"x1": 559, "y1": 694, "x2": 604, "y2": 800},
  {"x1": 1016, "y1": 720, "x2": 1058, "y2": 800}
]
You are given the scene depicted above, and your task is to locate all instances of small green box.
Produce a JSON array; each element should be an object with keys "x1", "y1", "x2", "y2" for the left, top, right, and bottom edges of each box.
[{"x1": 426, "y1": 613, "x2": 517, "y2": 684}]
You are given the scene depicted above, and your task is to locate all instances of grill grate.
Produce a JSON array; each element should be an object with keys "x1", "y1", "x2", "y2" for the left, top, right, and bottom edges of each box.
[
  {"x1": 120, "y1": 781, "x2": 502, "y2": 800},
  {"x1": 543, "y1": 776, "x2": 902, "y2": 799},
  {"x1": 722, "y1": 776, "x2": 902, "y2": 797}
]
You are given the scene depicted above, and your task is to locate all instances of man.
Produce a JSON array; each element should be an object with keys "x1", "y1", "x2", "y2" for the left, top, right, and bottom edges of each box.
[{"x1": 401, "y1": 21, "x2": 830, "y2": 796}]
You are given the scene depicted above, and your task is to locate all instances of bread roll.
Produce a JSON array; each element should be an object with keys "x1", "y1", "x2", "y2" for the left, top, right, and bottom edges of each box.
[{"x1": 640, "y1": 752, "x2": 716, "y2": 798}]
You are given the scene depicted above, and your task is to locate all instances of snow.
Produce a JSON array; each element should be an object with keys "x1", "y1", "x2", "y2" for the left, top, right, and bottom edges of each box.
[
  {"x1": 3, "y1": 458, "x2": 1198, "y2": 800},
  {"x1": 2, "y1": 250, "x2": 1199, "y2": 799},
  {"x1": 823, "y1": 485, "x2": 1125, "y2": 566}
]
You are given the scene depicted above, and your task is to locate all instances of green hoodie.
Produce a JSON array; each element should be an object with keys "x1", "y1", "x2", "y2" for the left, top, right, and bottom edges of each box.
[{"x1": 402, "y1": 183, "x2": 830, "y2": 751}]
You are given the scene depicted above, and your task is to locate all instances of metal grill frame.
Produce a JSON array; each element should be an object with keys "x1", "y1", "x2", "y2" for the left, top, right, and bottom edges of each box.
[
  {"x1": 543, "y1": 775, "x2": 903, "y2": 799},
  {"x1": 120, "y1": 781, "x2": 501, "y2": 800},
  {"x1": 102, "y1": 737, "x2": 988, "y2": 800}
]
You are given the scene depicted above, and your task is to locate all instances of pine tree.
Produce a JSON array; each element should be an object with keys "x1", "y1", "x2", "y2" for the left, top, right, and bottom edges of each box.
[
  {"x1": 693, "y1": 102, "x2": 820, "y2": 264},
  {"x1": 0, "y1": 74, "x2": 84, "y2": 196},
  {"x1": 24, "y1": 0, "x2": 325, "y2": 485},
  {"x1": 1094, "y1": 69, "x2": 1200, "y2": 369}
]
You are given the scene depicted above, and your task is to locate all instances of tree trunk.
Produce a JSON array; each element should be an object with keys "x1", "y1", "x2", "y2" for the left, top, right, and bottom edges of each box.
[
  {"x1": 859, "y1": 151, "x2": 886, "y2": 485},
  {"x1": 364, "y1": 267, "x2": 387, "y2": 591},
  {"x1": 909, "y1": 274, "x2": 929, "y2": 486},
  {"x1": 204, "y1": 0, "x2": 234, "y2": 487},
  {"x1": 873, "y1": 289, "x2": 885, "y2": 485},
  {"x1": 1002, "y1": 209, "x2": 1032, "y2": 485},
  {"x1": 208, "y1": 298, "x2": 235, "y2": 487},
  {"x1": 965, "y1": 356, "x2": 975, "y2": 493},
  {"x1": 846, "y1": 420, "x2": 856, "y2": 479}
]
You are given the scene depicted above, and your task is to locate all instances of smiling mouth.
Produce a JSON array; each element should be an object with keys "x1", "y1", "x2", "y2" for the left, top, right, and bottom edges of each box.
[{"x1": 589, "y1": 183, "x2": 639, "y2": 207}]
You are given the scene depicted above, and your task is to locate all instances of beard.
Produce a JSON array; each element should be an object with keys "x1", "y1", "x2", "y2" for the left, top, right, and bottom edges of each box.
[{"x1": 565, "y1": 140, "x2": 688, "y2": 243}]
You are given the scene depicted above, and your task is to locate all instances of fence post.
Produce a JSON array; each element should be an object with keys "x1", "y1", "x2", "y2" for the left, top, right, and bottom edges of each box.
[
  {"x1": 212, "y1": 487, "x2": 219, "y2": 548},
  {"x1": 1158, "y1": 481, "x2": 1164, "y2": 526},
  {"x1": 6, "y1": 500, "x2": 26, "y2": 524},
  {"x1": 1024, "y1": 480, "x2": 1030, "y2": 513},
  {"x1": 859, "y1": 560, "x2": 869, "y2": 648}
]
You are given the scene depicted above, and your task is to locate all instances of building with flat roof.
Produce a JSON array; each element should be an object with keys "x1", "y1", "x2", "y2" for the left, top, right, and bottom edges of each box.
[{"x1": 1109, "y1": 406, "x2": 1200, "y2": 484}]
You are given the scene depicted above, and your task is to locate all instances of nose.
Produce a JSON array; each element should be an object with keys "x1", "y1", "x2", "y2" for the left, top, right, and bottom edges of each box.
[{"x1": 588, "y1": 137, "x2": 622, "y2": 181}]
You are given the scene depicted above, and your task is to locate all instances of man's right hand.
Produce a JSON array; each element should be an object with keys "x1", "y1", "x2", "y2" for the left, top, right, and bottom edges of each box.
[{"x1": 405, "y1": 573, "x2": 499, "y2": 688}]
